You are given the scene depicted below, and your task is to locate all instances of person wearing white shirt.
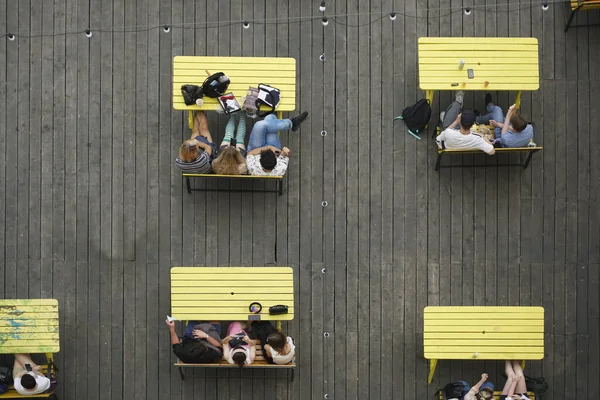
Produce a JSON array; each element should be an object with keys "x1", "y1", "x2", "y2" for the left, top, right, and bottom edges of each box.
[
  {"x1": 436, "y1": 95, "x2": 496, "y2": 156},
  {"x1": 12, "y1": 354, "x2": 51, "y2": 396}
]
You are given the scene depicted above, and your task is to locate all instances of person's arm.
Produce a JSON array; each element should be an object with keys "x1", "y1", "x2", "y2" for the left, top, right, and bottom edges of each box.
[
  {"x1": 471, "y1": 373, "x2": 488, "y2": 393},
  {"x1": 247, "y1": 145, "x2": 280, "y2": 156},
  {"x1": 193, "y1": 329, "x2": 222, "y2": 348},
  {"x1": 243, "y1": 335, "x2": 260, "y2": 346},
  {"x1": 222, "y1": 342, "x2": 231, "y2": 360},
  {"x1": 264, "y1": 344, "x2": 273, "y2": 358},
  {"x1": 502, "y1": 104, "x2": 516, "y2": 134},
  {"x1": 449, "y1": 113, "x2": 462, "y2": 129},
  {"x1": 166, "y1": 320, "x2": 180, "y2": 345},
  {"x1": 195, "y1": 140, "x2": 212, "y2": 156}
]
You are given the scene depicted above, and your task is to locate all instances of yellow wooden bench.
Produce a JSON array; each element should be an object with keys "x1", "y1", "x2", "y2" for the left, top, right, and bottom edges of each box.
[
  {"x1": 0, "y1": 299, "x2": 60, "y2": 399},
  {"x1": 565, "y1": 0, "x2": 600, "y2": 32},
  {"x1": 175, "y1": 346, "x2": 295, "y2": 381},
  {"x1": 435, "y1": 146, "x2": 543, "y2": 171},
  {"x1": 424, "y1": 306, "x2": 544, "y2": 384},
  {"x1": 437, "y1": 390, "x2": 535, "y2": 400},
  {"x1": 183, "y1": 173, "x2": 284, "y2": 195}
]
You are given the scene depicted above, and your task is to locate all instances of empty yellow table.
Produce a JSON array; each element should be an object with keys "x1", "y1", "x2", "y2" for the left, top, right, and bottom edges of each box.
[
  {"x1": 418, "y1": 37, "x2": 539, "y2": 109},
  {"x1": 0, "y1": 298, "x2": 60, "y2": 373},
  {"x1": 424, "y1": 306, "x2": 544, "y2": 383},
  {"x1": 170, "y1": 267, "x2": 294, "y2": 326},
  {"x1": 173, "y1": 56, "x2": 296, "y2": 128}
]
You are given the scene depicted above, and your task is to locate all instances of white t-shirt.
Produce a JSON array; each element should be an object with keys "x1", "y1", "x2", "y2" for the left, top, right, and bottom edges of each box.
[
  {"x1": 436, "y1": 128, "x2": 494, "y2": 154},
  {"x1": 270, "y1": 337, "x2": 295, "y2": 365},
  {"x1": 14, "y1": 373, "x2": 51, "y2": 395},
  {"x1": 227, "y1": 347, "x2": 251, "y2": 365},
  {"x1": 246, "y1": 154, "x2": 289, "y2": 176}
]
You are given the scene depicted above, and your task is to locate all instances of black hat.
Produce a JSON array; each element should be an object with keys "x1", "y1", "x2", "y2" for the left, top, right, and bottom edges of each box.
[{"x1": 461, "y1": 109, "x2": 476, "y2": 126}]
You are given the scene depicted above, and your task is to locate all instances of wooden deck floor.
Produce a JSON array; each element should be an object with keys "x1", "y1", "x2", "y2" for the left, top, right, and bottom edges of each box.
[{"x1": 1, "y1": 1, "x2": 599, "y2": 399}]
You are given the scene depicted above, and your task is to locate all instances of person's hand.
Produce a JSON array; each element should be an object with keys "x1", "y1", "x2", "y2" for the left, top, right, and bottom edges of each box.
[
  {"x1": 281, "y1": 147, "x2": 291, "y2": 157},
  {"x1": 33, "y1": 365, "x2": 42, "y2": 372},
  {"x1": 455, "y1": 113, "x2": 462, "y2": 122},
  {"x1": 481, "y1": 373, "x2": 488, "y2": 380},
  {"x1": 192, "y1": 329, "x2": 208, "y2": 339},
  {"x1": 268, "y1": 145, "x2": 280, "y2": 153},
  {"x1": 243, "y1": 335, "x2": 251, "y2": 343},
  {"x1": 507, "y1": 104, "x2": 516, "y2": 114},
  {"x1": 165, "y1": 319, "x2": 175, "y2": 329},
  {"x1": 490, "y1": 119, "x2": 499, "y2": 127}
]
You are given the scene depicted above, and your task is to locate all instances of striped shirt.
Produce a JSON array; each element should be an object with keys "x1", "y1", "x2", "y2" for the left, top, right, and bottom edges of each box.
[
  {"x1": 246, "y1": 154, "x2": 288, "y2": 176},
  {"x1": 175, "y1": 152, "x2": 212, "y2": 174}
]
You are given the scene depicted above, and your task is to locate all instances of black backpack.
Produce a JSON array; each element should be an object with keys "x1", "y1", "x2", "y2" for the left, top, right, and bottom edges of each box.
[
  {"x1": 435, "y1": 381, "x2": 469, "y2": 399},
  {"x1": 394, "y1": 98, "x2": 431, "y2": 139},
  {"x1": 525, "y1": 375, "x2": 548, "y2": 396},
  {"x1": 201, "y1": 72, "x2": 230, "y2": 98}
]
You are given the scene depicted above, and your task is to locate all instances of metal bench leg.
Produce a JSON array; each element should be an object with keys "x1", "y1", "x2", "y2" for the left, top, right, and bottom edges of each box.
[
  {"x1": 514, "y1": 91, "x2": 522, "y2": 110},
  {"x1": 565, "y1": 5, "x2": 583, "y2": 32},
  {"x1": 522, "y1": 150, "x2": 538, "y2": 169},
  {"x1": 520, "y1": 360, "x2": 526, "y2": 370},
  {"x1": 290, "y1": 368, "x2": 295, "y2": 382},
  {"x1": 428, "y1": 359, "x2": 438, "y2": 384},
  {"x1": 186, "y1": 177, "x2": 192, "y2": 194},
  {"x1": 179, "y1": 367, "x2": 185, "y2": 380},
  {"x1": 278, "y1": 180, "x2": 283, "y2": 196},
  {"x1": 435, "y1": 153, "x2": 443, "y2": 171}
]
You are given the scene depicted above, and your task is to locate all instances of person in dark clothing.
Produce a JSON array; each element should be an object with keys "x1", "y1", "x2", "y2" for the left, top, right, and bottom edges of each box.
[{"x1": 166, "y1": 319, "x2": 223, "y2": 363}]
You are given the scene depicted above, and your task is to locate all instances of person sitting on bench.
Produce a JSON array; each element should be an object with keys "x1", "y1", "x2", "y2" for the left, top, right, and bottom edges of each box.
[
  {"x1": 437, "y1": 91, "x2": 495, "y2": 155},
  {"x1": 212, "y1": 113, "x2": 249, "y2": 175},
  {"x1": 12, "y1": 354, "x2": 51, "y2": 395},
  {"x1": 175, "y1": 111, "x2": 218, "y2": 174},
  {"x1": 222, "y1": 321, "x2": 259, "y2": 367},
  {"x1": 489, "y1": 103, "x2": 534, "y2": 148},
  {"x1": 166, "y1": 319, "x2": 223, "y2": 363},
  {"x1": 245, "y1": 112, "x2": 308, "y2": 176},
  {"x1": 500, "y1": 361, "x2": 531, "y2": 400},
  {"x1": 264, "y1": 331, "x2": 295, "y2": 365}
]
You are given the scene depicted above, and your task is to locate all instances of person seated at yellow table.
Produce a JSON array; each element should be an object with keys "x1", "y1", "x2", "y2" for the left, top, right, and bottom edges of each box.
[
  {"x1": 245, "y1": 112, "x2": 309, "y2": 176},
  {"x1": 436, "y1": 92, "x2": 495, "y2": 155},
  {"x1": 165, "y1": 319, "x2": 223, "y2": 363},
  {"x1": 499, "y1": 361, "x2": 531, "y2": 400},
  {"x1": 212, "y1": 112, "x2": 249, "y2": 174},
  {"x1": 175, "y1": 110, "x2": 218, "y2": 174},
  {"x1": 222, "y1": 321, "x2": 259, "y2": 367},
  {"x1": 489, "y1": 103, "x2": 534, "y2": 148},
  {"x1": 12, "y1": 353, "x2": 51, "y2": 395},
  {"x1": 264, "y1": 331, "x2": 296, "y2": 365}
]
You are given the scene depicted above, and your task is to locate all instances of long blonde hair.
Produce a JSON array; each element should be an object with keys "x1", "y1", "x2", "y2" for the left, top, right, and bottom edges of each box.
[
  {"x1": 212, "y1": 146, "x2": 247, "y2": 175},
  {"x1": 179, "y1": 140, "x2": 199, "y2": 162}
]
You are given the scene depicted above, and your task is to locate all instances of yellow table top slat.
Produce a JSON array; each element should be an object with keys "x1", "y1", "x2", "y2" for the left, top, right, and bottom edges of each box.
[
  {"x1": 173, "y1": 56, "x2": 296, "y2": 111},
  {"x1": 418, "y1": 37, "x2": 539, "y2": 91},
  {"x1": 171, "y1": 267, "x2": 294, "y2": 321},
  {"x1": 0, "y1": 299, "x2": 60, "y2": 354},
  {"x1": 424, "y1": 306, "x2": 544, "y2": 361},
  {"x1": 572, "y1": 0, "x2": 600, "y2": 9}
]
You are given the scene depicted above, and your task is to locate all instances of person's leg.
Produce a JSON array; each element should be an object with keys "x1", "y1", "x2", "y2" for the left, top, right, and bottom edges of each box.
[
  {"x1": 476, "y1": 103, "x2": 505, "y2": 137},
  {"x1": 192, "y1": 111, "x2": 213, "y2": 142},
  {"x1": 441, "y1": 101, "x2": 462, "y2": 130},
  {"x1": 246, "y1": 120, "x2": 268, "y2": 152},
  {"x1": 220, "y1": 113, "x2": 238, "y2": 147},
  {"x1": 512, "y1": 361, "x2": 527, "y2": 393},
  {"x1": 501, "y1": 360, "x2": 516, "y2": 395},
  {"x1": 261, "y1": 114, "x2": 287, "y2": 149},
  {"x1": 235, "y1": 113, "x2": 247, "y2": 148}
]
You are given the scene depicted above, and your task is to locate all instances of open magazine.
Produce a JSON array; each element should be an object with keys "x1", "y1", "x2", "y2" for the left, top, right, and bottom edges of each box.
[{"x1": 217, "y1": 92, "x2": 241, "y2": 114}]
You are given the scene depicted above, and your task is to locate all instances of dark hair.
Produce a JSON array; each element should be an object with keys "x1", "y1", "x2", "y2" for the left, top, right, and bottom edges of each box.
[
  {"x1": 232, "y1": 350, "x2": 246, "y2": 367},
  {"x1": 510, "y1": 113, "x2": 527, "y2": 132},
  {"x1": 259, "y1": 149, "x2": 277, "y2": 171},
  {"x1": 21, "y1": 374, "x2": 36, "y2": 390},
  {"x1": 266, "y1": 331, "x2": 287, "y2": 351}
]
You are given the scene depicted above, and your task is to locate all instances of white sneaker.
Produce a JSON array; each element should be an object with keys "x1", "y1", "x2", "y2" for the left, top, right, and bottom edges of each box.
[{"x1": 455, "y1": 90, "x2": 464, "y2": 105}]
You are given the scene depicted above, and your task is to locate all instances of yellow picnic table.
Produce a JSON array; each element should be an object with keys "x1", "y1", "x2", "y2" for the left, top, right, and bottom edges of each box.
[
  {"x1": 418, "y1": 37, "x2": 539, "y2": 109},
  {"x1": 172, "y1": 56, "x2": 296, "y2": 128},
  {"x1": 424, "y1": 306, "x2": 544, "y2": 383},
  {"x1": 171, "y1": 267, "x2": 294, "y2": 329}
]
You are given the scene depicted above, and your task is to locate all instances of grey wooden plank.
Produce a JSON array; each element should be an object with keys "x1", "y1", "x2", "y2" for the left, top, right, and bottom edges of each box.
[
  {"x1": 588, "y1": 264, "x2": 600, "y2": 399},
  {"x1": 565, "y1": 80, "x2": 578, "y2": 264},
  {"x1": 590, "y1": 80, "x2": 600, "y2": 265},
  {"x1": 28, "y1": 0, "x2": 42, "y2": 273},
  {"x1": 0, "y1": 0, "x2": 6, "y2": 300},
  {"x1": 311, "y1": 264, "x2": 324, "y2": 400},
  {"x1": 15, "y1": 0, "x2": 30, "y2": 282}
]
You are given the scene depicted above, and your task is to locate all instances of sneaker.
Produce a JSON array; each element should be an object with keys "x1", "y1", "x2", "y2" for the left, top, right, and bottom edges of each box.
[
  {"x1": 485, "y1": 92, "x2": 493, "y2": 106},
  {"x1": 290, "y1": 111, "x2": 308, "y2": 132},
  {"x1": 455, "y1": 90, "x2": 464, "y2": 105}
]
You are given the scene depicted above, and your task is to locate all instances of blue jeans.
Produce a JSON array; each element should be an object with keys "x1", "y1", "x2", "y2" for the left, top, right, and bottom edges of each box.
[
  {"x1": 246, "y1": 114, "x2": 292, "y2": 152},
  {"x1": 476, "y1": 104, "x2": 504, "y2": 138}
]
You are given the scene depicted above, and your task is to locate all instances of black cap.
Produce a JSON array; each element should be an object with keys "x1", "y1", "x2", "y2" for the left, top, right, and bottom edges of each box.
[{"x1": 461, "y1": 109, "x2": 476, "y2": 126}]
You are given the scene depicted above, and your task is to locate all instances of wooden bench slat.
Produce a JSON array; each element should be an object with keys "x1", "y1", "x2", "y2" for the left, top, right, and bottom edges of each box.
[{"x1": 438, "y1": 391, "x2": 536, "y2": 400}]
